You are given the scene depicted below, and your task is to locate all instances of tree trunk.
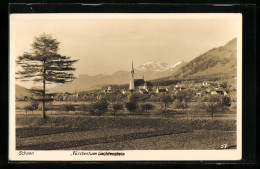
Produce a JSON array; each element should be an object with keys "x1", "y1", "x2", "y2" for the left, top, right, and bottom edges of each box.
[
  {"x1": 42, "y1": 60, "x2": 46, "y2": 118},
  {"x1": 42, "y1": 102, "x2": 46, "y2": 118}
]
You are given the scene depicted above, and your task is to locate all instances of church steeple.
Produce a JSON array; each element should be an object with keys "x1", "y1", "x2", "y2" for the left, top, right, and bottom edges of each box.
[
  {"x1": 129, "y1": 60, "x2": 135, "y2": 91},
  {"x1": 131, "y1": 60, "x2": 134, "y2": 74}
]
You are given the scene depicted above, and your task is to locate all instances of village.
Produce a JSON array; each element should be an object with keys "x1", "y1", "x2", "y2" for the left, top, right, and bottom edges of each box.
[
  {"x1": 16, "y1": 80, "x2": 233, "y2": 102},
  {"x1": 16, "y1": 61, "x2": 235, "y2": 104}
]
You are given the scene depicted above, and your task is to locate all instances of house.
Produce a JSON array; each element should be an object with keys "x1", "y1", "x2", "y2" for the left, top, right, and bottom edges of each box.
[
  {"x1": 175, "y1": 87, "x2": 186, "y2": 91},
  {"x1": 102, "y1": 86, "x2": 112, "y2": 94},
  {"x1": 174, "y1": 83, "x2": 186, "y2": 91},
  {"x1": 193, "y1": 83, "x2": 201, "y2": 87},
  {"x1": 174, "y1": 83, "x2": 181, "y2": 90},
  {"x1": 205, "y1": 88, "x2": 211, "y2": 94},
  {"x1": 107, "y1": 86, "x2": 111, "y2": 91},
  {"x1": 202, "y1": 81, "x2": 210, "y2": 87},
  {"x1": 139, "y1": 88, "x2": 149, "y2": 94},
  {"x1": 211, "y1": 90, "x2": 227, "y2": 95},
  {"x1": 156, "y1": 86, "x2": 168, "y2": 93},
  {"x1": 142, "y1": 82, "x2": 148, "y2": 90},
  {"x1": 216, "y1": 90, "x2": 224, "y2": 95},
  {"x1": 211, "y1": 91, "x2": 218, "y2": 95},
  {"x1": 46, "y1": 93, "x2": 56, "y2": 100},
  {"x1": 121, "y1": 89, "x2": 127, "y2": 94}
]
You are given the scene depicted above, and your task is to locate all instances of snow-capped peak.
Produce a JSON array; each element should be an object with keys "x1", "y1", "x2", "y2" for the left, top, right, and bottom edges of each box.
[
  {"x1": 137, "y1": 61, "x2": 183, "y2": 72},
  {"x1": 169, "y1": 61, "x2": 183, "y2": 69}
]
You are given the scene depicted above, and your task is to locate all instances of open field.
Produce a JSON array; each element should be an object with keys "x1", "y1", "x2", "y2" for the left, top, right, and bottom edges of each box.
[{"x1": 16, "y1": 115, "x2": 236, "y2": 150}]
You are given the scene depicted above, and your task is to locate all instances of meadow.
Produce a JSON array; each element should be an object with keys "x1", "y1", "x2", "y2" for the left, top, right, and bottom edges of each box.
[
  {"x1": 16, "y1": 108, "x2": 236, "y2": 150},
  {"x1": 15, "y1": 98, "x2": 237, "y2": 150},
  {"x1": 16, "y1": 115, "x2": 236, "y2": 150}
]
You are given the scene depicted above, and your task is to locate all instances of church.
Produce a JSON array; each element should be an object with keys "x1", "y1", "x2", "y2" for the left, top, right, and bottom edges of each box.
[{"x1": 129, "y1": 61, "x2": 152, "y2": 93}]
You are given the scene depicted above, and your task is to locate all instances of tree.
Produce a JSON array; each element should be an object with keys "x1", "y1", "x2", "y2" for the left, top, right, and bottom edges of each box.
[
  {"x1": 160, "y1": 94, "x2": 173, "y2": 111},
  {"x1": 172, "y1": 92, "x2": 185, "y2": 102},
  {"x1": 24, "y1": 105, "x2": 34, "y2": 115},
  {"x1": 112, "y1": 103, "x2": 124, "y2": 117},
  {"x1": 141, "y1": 104, "x2": 155, "y2": 113},
  {"x1": 218, "y1": 95, "x2": 231, "y2": 113},
  {"x1": 24, "y1": 101, "x2": 39, "y2": 115},
  {"x1": 31, "y1": 101, "x2": 39, "y2": 111},
  {"x1": 129, "y1": 93, "x2": 142, "y2": 103},
  {"x1": 16, "y1": 33, "x2": 78, "y2": 118},
  {"x1": 194, "y1": 100, "x2": 205, "y2": 112},
  {"x1": 205, "y1": 95, "x2": 219, "y2": 119},
  {"x1": 220, "y1": 82, "x2": 228, "y2": 88},
  {"x1": 125, "y1": 101, "x2": 138, "y2": 114},
  {"x1": 90, "y1": 98, "x2": 109, "y2": 116},
  {"x1": 173, "y1": 99, "x2": 188, "y2": 109}
]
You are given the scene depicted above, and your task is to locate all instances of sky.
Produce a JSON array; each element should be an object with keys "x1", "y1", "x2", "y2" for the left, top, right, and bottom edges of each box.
[{"x1": 10, "y1": 14, "x2": 241, "y2": 88}]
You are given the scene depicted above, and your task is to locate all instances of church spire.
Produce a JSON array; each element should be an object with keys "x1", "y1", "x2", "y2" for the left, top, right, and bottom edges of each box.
[
  {"x1": 129, "y1": 60, "x2": 135, "y2": 91},
  {"x1": 131, "y1": 60, "x2": 134, "y2": 74}
]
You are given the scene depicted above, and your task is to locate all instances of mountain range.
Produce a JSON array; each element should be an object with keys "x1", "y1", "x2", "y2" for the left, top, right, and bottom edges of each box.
[
  {"x1": 49, "y1": 61, "x2": 186, "y2": 92},
  {"x1": 134, "y1": 61, "x2": 186, "y2": 80},
  {"x1": 16, "y1": 37, "x2": 237, "y2": 93}
]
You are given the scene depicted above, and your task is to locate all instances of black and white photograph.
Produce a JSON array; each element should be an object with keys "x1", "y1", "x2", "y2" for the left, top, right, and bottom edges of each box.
[{"x1": 9, "y1": 13, "x2": 242, "y2": 161}]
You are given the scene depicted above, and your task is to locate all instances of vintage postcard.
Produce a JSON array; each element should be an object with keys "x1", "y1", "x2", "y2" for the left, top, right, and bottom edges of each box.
[{"x1": 9, "y1": 13, "x2": 242, "y2": 161}]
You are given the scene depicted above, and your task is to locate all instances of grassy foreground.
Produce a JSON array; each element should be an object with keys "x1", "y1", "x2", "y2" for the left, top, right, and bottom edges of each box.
[{"x1": 16, "y1": 115, "x2": 236, "y2": 150}]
